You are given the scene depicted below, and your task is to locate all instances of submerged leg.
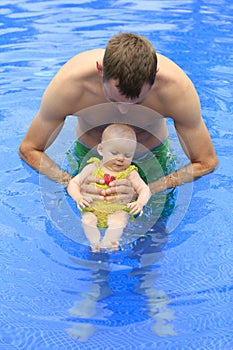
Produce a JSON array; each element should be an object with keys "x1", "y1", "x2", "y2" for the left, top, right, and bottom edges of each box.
[
  {"x1": 100, "y1": 211, "x2": 128, "y2": 250},
  {"x1": 82, "y1": 212, "x2": 101, "y2": 252}
]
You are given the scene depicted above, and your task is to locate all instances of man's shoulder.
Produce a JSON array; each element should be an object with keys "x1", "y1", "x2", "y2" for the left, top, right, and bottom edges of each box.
[
  {"x1": 144, "y1": 54, "x2": 198, "y2": 118},
  {"x1": 64, "y1": 48, "x2": 104, "y2": 72},
  {"x1": 50, "y1": 48, "x2": 104, "y2": 95},
  {"x1": 154, "y1": 54, "x2": 192, "y2": 99},
  {"x1": 157, "y1": 54, "x2": 188, "y2": 84}
]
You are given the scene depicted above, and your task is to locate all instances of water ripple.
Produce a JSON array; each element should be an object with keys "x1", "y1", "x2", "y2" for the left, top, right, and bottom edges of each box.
[{"x1": 1, "y1": 0, "x2": 233, "y2": 349}]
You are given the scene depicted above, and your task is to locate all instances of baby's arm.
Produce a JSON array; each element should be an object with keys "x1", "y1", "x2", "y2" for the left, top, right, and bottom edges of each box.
[
  {"x1": 67, "y1": 164, "x2": 95, "y2": 209},
  {"x1": 127, "y1": 170, "x2": 151, "y2": 215}
]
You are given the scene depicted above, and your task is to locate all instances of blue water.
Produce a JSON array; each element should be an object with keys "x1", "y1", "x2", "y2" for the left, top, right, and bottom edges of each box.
[{"x1": 1, "y1": 0, "x2": 233, "y2": 349}]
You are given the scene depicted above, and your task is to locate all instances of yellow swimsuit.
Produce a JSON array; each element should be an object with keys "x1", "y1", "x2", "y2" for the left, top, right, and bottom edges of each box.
[{"x1": 82, "y1": 157, "x2": 138, "y2": 229}]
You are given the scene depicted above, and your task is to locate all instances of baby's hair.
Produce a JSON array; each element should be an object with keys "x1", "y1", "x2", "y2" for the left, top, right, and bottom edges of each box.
[{"x1": 102, "y1": 123, "x2": 136, "y2": 142}]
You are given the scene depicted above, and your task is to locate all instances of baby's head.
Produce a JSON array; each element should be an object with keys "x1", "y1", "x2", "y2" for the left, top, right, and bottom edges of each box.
[
  {"x1": 101, "y1": 123, "x2": 136, "y2": 143},
  {"x1": 97, "y1": 124, "x2": 137, "y2": 171}
]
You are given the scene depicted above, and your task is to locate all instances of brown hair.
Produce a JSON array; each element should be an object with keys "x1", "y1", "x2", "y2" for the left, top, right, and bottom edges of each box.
[{"x1": 103, "y1": 33, "x2": 157, "y2": 99}]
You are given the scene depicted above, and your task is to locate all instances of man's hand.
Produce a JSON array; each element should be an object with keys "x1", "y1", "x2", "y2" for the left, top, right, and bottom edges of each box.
[
  {"x1": 80, "y1": 176, "x2": 135, "y2": 203},
  {"x1": 80, "y1": 175, "x2": 106, "y2": 201},
  {"x1": 103, "y1": 178, "x2": 136, "y2": 203}
]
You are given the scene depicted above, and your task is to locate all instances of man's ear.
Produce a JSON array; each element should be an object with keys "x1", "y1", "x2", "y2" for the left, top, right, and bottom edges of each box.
[
  {"x1": 96, "y1": 61, "x2": 103, "y2": 75},
  {"x1": 97, "y1": 143, "x2": 103, "y2": 156}
]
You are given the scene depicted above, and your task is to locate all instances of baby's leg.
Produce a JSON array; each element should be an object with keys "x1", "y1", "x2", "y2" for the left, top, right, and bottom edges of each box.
[
  {"x1": 82, "y1": 212, "x2": 100, "y2": 252},
  {"x1": 100, "y1": 211, "x2": 128, "y2": 250}
]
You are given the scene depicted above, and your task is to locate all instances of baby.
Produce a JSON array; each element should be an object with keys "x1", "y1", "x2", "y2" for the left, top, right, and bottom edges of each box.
[{"x1": 67, "y1": 123, "x2": 151, "y2": 251}]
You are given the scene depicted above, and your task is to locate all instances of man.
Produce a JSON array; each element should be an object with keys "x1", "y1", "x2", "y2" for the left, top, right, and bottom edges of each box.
[{"x1": 19, "y1": 32, "x2": 218, "y2": 202}]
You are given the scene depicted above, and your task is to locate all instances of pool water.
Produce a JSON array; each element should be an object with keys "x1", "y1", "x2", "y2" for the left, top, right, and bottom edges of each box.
[{"x1": 1, "y1": 0, "x2": 233, "y2": 349}]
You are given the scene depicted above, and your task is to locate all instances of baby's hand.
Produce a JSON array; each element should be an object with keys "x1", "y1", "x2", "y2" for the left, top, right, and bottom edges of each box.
[
  {"x1": 77, "y1": 197, "x2": 92, "y2": 210},
  {"x1": 127, "y1": 201, "x2": 143, "y2": 216}
]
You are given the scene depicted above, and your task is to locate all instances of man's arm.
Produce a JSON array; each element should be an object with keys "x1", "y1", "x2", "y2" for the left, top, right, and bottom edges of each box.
[
  {"x1": 149, "y1": 76, "x2": 218, "y2": 194},
  {"x1": 19, "y1": 112, "x2": 72, "y2": 185},
  {"x1": 18, "y1": 64, "x2": 81, "y2": 186},
  {"x1": 149, "y1": 118, "x2": 218, "y2": 193}
]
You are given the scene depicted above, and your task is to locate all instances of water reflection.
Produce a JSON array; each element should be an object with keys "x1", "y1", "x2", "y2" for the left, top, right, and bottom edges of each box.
[{"x1": 63, "y1": 221, "x2": 177, "y2": 341}]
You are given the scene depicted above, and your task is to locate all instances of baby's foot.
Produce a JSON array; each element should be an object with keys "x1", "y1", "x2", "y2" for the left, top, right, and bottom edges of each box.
[
  {"x1": 100, "y1": 240, "x2": 119, "y2": 251},
  {"x1": 110, "y1": 241, "x2": 119, "y2": 251},
  {"x1": 90, "y1": 242, "x2": 100, "y2": 252}
]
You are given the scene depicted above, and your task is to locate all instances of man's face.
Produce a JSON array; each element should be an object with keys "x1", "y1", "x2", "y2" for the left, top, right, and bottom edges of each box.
[{"x1": 103, "y1": 79, "x2": 151, "y2": 114}]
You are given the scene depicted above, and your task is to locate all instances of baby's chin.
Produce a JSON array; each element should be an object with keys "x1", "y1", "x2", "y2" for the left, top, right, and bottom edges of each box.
[{"x1": 105, "y1": 163, "x2": 127, "y2": 172}]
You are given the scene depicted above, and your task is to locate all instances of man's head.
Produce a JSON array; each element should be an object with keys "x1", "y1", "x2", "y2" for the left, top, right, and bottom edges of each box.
[{"x1": 102, "y1": 33, "x2": 157, "y2": 100}]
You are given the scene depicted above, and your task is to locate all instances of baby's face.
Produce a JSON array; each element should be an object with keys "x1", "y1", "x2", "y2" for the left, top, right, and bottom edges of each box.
[{"x1": 100, "y1": 138, "x2": 136, "y2": 172}]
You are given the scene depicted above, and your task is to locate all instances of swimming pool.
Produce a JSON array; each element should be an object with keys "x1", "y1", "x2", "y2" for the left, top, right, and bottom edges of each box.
[{"x1": 1, "y1": 0, "x2": 233, "y2": 349}]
